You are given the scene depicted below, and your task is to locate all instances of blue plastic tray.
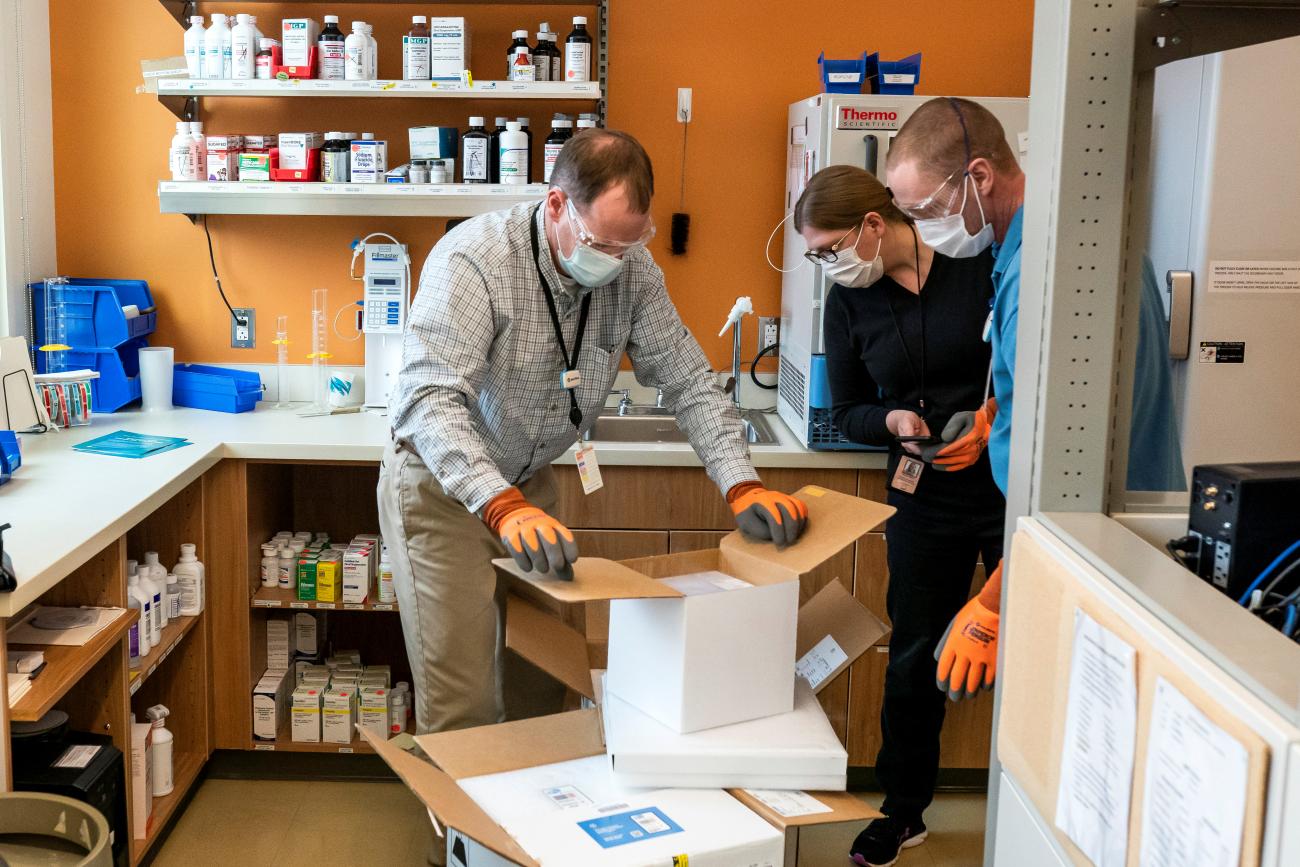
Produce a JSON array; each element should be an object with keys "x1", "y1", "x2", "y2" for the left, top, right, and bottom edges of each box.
[
  {"x1": 59, "y1": 339, "x2": 146, "y2": 413},
  {"x1": 31, "y1": 279, "x2": 156, "y2": 350},
  {"x1": 878, "y1": 53, "x2": 922, "y2": 95},
  {"x1": 818, "y1": 51, "x2": 878, "y2": 95},
  {"x1": 173, "y1": 364, "x2": 263, "y2": 413}
]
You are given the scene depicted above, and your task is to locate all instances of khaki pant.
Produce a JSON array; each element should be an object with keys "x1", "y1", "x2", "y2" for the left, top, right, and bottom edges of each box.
[{"x1": 377, "y1": 439, "x2": 562, "y2": 734}]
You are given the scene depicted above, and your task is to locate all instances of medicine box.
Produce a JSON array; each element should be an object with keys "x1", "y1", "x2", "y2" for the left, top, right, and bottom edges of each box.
[
  {"x1": 343, "y1": 547, "x2": 372, "y2": 603},
  {"x1": 350, "y1": 141, "x2": 388, "y2": 184},
  {"x1": 238, "y1": 152, "x2": 271, "y2": 182},
  {"x1": 359, "y1": 686, "x2": 390, "y2": 738},
  {"x1": 252, "y1": 668, "x2": 291, "y2": 740},
  {"x1": 205, "y1": 134, "x2": 243, "y2": 153},
  {"x1": 291, "y1": 685, "x2": 324, "y2": 743},
  {"x1": 296, "y1": 556, "x2": 318, "y2": 601},
  {"x1": 266, "y1": 617, "x2": 291, "y2": 670},
  {"x1": 322, "y1": 687, "x2": 357, "y2": 744},
  {"x1": 294, "y1": 611, "x2": 321, "y2": 657},
  {"x1": 280, "y1": 18, "x2": 320, "y2": 67},
  {"x1": 429, "y1": 17, "x2": 469, "y2": 81},
  {"x1": 364, "y1": 664, "x2": 391, "y2": 687},
  {"x1": 497, "y1": 486, "x2": 893, "y2": 734},
  {"x1": 409, "y1": 126, "x2": 459, "y2": 161},
  {"x1": 243, "y1": 134, "x2": 276, "y2": 152},
  {"x1": 206, "y1": 151, "x2": 239, "y2": 182},
  {"x1": 130, "y1": 722, "x2": 154, "y2": 840},
  {"x1": 278, "y1": 132, "x2": 323, "y2": 171},
  {"x1": 315, "y1": 557, "x2": 339, "y2": 602},
  {"x1": 335, "y1": 648, "x2": 362, "y2": 665}
]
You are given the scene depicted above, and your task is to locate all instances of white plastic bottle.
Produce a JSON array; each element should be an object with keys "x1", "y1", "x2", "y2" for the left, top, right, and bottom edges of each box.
[
  {"x1": 389, "y1": 687, "x2": 406, "y2": 735},
  {"x1": 377, "y1": 545, "x2": 396, "y2": 603},
  {"x1": 174, "y1": 543, "x2": 205, "y2": 616},
  {"x1": 138, "y1": 560, "x2": 164, "y2": 644},
  {"x1": 345, "y1": 22, "x2": 368, "y2": 81},
  {"x1": 396, "y1": 681, "x2": 412, "y2": 723},
  {"x1": 188, "y1": 122, "x2": 207, "y2": 181},
  {"x1": 249, "y1": 14, "x2": 264, "y2": 44},
  {"x1": 166, "y1": 573, "x2": 181, "y2": 620},
  {"x1": 203, "y1": 13, "x2": 228, "y2": 79},
  {"x1": 277, "y1": 545, "x2": 295, "y2": 590},
  {"x1": 230, "y1": 14, "x2": 257, "y2": 80},
  {"x1": 183, "y1": 16, "x2": 205, "y2": 79},
  {"x1": 127, "y1": 590, "x2": 143, "y2": 669},
  {"x1": 220, "y1": 17, "x2": 233, "y2": 78},
  {"x1": 127, "y1": 571, "x2": 153, "y2": 657},
  {"x1": 170, "y1": 122, "x2": 196, "y2": 181},
  {"x1": 146, "y1": 705, "x2": 174, "y2": 796},
  {"x1": 143, "y1": 552, "x2": 170, "y2": 629},
  {"x1": 498, "y1": 122, "x2": 528, "y2": 185},
  {"x1": 364, "y1": 23, "x2": 378, "y2": 80},
  {"x1": 261, "y1": 543, "x2": 279, "y2": 588}
]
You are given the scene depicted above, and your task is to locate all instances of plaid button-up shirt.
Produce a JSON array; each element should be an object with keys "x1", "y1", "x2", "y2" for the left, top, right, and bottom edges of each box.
[{"x1": 391, "y1": 202, "x2": 759, "y2": 514}]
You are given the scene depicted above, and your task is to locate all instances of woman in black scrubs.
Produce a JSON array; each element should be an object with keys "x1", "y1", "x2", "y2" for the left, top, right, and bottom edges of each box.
[{"x1": 793, "y1": 165, "x2": 1005, "y2": 867}]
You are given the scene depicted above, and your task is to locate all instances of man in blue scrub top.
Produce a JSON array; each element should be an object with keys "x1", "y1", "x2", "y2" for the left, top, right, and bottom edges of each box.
[{"x1": 886, "y1": 98, "x2": 1183, "y2": 702}]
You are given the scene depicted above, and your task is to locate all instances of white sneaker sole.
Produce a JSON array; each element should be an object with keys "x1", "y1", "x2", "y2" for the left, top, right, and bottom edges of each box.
[{"x1": 854, "y1": 830, "x2": 929, "y2": 867}]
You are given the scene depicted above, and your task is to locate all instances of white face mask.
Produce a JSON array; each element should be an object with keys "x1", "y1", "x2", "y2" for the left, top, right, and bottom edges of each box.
[
  {"x1": 914, "y1": 174, "x2": 994, "y2": 258},
  {"x1": 822, "y1": 233, "x2": 884, "y2": 288}
]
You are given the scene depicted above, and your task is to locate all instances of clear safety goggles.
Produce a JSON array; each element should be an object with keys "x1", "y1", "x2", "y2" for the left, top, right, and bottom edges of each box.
[
  {"x1": 803, "y1": 217, "x2": 865, "y2": 264},
  {"x1": 566, "y1": 198, "x2": 655, "y2": 257},
  {"x1": 891, "y1": 167, "x2": 968, "y2": 222}
]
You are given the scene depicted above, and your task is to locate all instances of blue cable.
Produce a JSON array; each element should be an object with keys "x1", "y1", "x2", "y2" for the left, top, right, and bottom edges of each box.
[
  {"x1": 1283, "y1": 605, "x2": 1298, "y2": 638},
  {"x1": 1237, "y1": 539, "x2": 1300, "y2": 606}
]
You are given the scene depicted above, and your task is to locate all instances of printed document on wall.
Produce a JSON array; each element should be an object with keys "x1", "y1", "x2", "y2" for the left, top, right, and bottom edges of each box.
[
  {"x1": 1053, "y1": 609, "x2": 1137, "y2": 867},
  {"x1": 1138, "y1": 677, "x2": 1248, "y2": 867}
]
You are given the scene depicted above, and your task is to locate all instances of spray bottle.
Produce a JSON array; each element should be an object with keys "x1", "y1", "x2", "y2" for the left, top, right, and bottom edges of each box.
[{"x1": 146, "y1": 705, "x2": 174, "y2": 796}]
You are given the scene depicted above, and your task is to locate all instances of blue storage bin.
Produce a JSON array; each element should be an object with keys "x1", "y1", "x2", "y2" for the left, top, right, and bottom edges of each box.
[
  {"x1": 818, "y1": 51, "x2": 878, "y2": 95},
  {"x1": 877, "y1": 53, "x2": 922, "y2": 95},
  {"x1": 30, "y1": 279, "x2": 156, "y2": 349},
  {"x1": 173, "y1": 364, "x2": 263, "y2": 413},
  {"x1": 60, "y1": 339, "x2": 146, "y2": 413},
  {"x1": 0, "y1": 431, "x2": 20, "y2": 486}
]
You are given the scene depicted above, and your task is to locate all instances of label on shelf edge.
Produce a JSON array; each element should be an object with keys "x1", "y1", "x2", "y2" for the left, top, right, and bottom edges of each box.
[
  {"x1": 316, "y1": 603, "x2": 335, "y2": 609},
  {"x1": 344, "y1": 603, "x2": 364, "y2": 610},
  {"x1": 254, "y1": 599, "x2": 281, "y2": 607},
  {"x1": 373, "y1": 604, "x2": 394, "y2": 611},
  {"x1": 338, "y1": 747, "x2": 354, "y2": 754},
  {"x1": 254, "y1": 744, "x2": 275, "y2": 751},
  {"x1": 290, "y1": 602, "x2": 309, "y2": 609}
]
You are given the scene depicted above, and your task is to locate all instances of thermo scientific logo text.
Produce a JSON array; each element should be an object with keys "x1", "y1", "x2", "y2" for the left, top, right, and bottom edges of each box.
[{"x1": 835, "y1": 107, "x2": 903, "y2": 130}]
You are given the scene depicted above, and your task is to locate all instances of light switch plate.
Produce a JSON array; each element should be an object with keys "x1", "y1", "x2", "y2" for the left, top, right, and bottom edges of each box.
[{"x1": 232, "y1": 307, "x2": 256, "y2": 349}]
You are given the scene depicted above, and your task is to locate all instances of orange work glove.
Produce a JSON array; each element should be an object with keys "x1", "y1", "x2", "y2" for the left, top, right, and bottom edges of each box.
[
  {"x1": 483, "y1": 487, "x2": 579, "y2": 579},
  {"x1": 935, "y1": 559, "x2": 1004, "y2": 701},
  {"x1": 921, "y1": 397, "x2": 998, "y2": 472},
  {"x1": 727, "y1": 482, "x2": 809, "y2": 548}
]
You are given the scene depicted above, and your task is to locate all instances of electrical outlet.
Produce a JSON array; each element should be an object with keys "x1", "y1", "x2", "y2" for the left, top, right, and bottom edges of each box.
[
  {"x1": 759, "y1": 316, "x2": 779, "y2": 350},
  {"x1": 231, "y1": 307, "x2": 256, "y2": 349}
]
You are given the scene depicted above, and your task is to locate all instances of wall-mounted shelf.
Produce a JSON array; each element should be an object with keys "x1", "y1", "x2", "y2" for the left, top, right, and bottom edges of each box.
[
  {"x1": 160, "y1": 0, "x2": 597, "y2": 23},
  {"x1": 158, "y1": 180, "x2": 544, "y2": 217},
  {"x1": 158, "y1": 78, "x2": 600, "y2": 101},
  {"x1": 251, "y1": 586, "x2": 398, "y2": 612}
]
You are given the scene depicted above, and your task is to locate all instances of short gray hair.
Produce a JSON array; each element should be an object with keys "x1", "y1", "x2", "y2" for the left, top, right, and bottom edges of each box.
[{"x1": 549, "y1": 129, "x2": 655, "y2": 214}]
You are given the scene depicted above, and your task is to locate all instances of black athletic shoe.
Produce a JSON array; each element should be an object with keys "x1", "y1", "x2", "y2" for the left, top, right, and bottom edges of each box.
[{"x1": 849, "y1": 815, "x2": 929, "y2": 867}]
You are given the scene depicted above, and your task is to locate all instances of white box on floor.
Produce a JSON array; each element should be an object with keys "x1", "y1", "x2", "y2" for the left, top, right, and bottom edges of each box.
[
  {"x1": 130, "y1": 721, "x2": 153, "y2": 840},
  {"x1": 496, "y1": 486, "x2": 892, "y2": 734},
  {"x1": 603, "y1": 677, "x2": 849, "y2": 790}
]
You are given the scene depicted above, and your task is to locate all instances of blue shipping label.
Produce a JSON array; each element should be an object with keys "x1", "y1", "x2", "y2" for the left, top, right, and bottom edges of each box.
[{"x1": 579, "y1": 806, "x2": 683, "y2": 849}]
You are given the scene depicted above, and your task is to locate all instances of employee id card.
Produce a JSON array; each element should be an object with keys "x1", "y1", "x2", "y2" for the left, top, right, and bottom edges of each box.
[
  {"x1": 575, "y1": 445, "x2": 604, "y2": 495},
  {"x1": 891, "y1": 455, "x2": 925, "y2": 494}
]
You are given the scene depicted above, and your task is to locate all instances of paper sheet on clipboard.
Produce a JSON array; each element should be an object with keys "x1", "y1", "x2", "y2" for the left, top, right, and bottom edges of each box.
[{"x1": 1, "y1": 337, "x2": 52, "y2": 431}]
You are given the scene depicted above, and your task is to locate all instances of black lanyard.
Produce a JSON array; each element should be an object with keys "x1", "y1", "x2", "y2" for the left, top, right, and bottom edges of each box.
[
  {"x1": 530, "y1": 204, "x2": 592, "y2": 431},
  {"x1": 885, "y1": 226, "x2": 927, "y2": 413}
]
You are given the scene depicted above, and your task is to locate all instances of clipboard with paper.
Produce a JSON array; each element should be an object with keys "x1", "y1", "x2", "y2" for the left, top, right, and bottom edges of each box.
[{"x1": 0, "y1": 337, "x2": 52, "y2": 432}]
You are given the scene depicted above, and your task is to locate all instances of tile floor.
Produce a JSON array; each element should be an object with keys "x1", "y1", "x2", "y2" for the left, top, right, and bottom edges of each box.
[{"x1": 151, "y1": 779, "x2": 985, "y2": 866}]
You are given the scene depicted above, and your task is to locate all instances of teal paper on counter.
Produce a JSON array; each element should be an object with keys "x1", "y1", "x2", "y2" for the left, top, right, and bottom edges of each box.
[{"x1": 73, "y1": 430, "x2": 192, "y2": 459}]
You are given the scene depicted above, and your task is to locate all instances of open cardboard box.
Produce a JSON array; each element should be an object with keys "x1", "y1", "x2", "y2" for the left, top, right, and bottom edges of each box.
[
  {"x1": 495, "y1": 486, "x2": 893, "y2": 734},
  {"x1": 361, "y1": 708, "x2": 883, "y2": 866}
]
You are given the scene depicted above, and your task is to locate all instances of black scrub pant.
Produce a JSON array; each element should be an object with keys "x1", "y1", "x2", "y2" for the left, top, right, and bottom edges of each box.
[{"x1": 874, "y1": 490, "x2": 1004, "y2": 822}]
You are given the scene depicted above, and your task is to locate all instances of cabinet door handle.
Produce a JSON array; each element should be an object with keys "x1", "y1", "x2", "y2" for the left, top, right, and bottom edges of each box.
[{"x1": 1167, "y1": 270, "x2": 1193, "y2": 360}]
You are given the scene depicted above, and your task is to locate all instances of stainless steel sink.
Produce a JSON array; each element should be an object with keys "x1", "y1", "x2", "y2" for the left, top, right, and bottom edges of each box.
[{"x1": 584, "y1": 410, "x2": 780, "y2": 445}]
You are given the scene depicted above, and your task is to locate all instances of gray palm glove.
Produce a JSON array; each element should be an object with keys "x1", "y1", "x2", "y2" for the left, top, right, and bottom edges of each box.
[{"x1": 919, "y1": 398, "x2": 997, "y2": 472}]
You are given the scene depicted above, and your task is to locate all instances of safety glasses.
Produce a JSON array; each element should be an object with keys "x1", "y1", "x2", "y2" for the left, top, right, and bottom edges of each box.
[
  {"x1": 803, "y1": 217, "x2": 865, "y2": 264},
  {"x1": 892, "y1": 167, "x2": 968, "y2": 222},
  {"x1": 566, "y1": 199, "x2": 656, "y2": 256}
]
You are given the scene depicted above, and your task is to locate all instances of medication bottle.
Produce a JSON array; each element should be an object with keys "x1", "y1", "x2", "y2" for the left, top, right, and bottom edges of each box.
[
  {"x1": 564, "y1": 16, "x2": 592, "y2": 82},
  {"x1": 577, "y1": 114, "x2": 598, "y2": 131},
  {"x1": 175, "y1": 543, "x2": 205, "y2": 616},
  {"x1": 320, "y1": 133, "x2": 351, "y2": 183},
  {"x1": 517, "y1": 117, "x2": 533, "y2": 183},
  {"x1": 510, "y1": 47, "x2": 535, "y2": 82},
  {"x1": 403, "y1": 15, "x2": 430, "y2": 80},
  {"x1": 255, "y1": 38, "x2": 277, "y2": 80},
  {"x1": 389, "y1": 688, "x2": 406, "y2": 735},
  {"x1": 544, "y1": 114, "x2": 573, "y2": 183},
  {"x1": 506, "y1": 29, "x2": 530, "y2": 78},
  {"x1": 428, "y1": 160, "x2": 449, "y2": 185},
  {"x1": 462, "y1": 116, "x2": 489, "y2": 183},
  {"x1": 261, "y1": 543, "x2": 280, "y2": 588},
  {"x1": 203, "y1": 14, "x2": 229, "y2": 80},
  {"x1": 189, "y1": 122, "x2": 207, "y2": 177},
  {"x1": 363, "y1": 23, "x2": 378, "y2": 79},
  {"x1": 184, "y1": 16, "x2": 205, "y2": 79},
  {"x1": 144, "y1": 552, "x2": 169, "y2": 629},
  {"x1": 345, "y1": 22, "x2": 368, "y2": 81},
  {"x1": 378, "y1": 546, "x2": 396, "y2": 603},
  {"x1": 127, "y1": 589, "x2": 143, "y2": 669},
  {"x1": 531, "y1": 25, "x2": 554, "y2": 82},
  {"x1": 231, "y1": 13, "x2": 257, "y2": 79},
  {"x1": 127, "y1": 571, "x2": 152, "y2": 657},
  {"x1": 170, "y1": 121, "x2": 196, "y2": 181},
  {"x1": 166, "y1": 573, "x2": 181, "y2": 620},
  {"x1": 318, "y1": 15, "x2": 346, "y2": 80},
  {"x1": 278, "y1": 545, "x2": 295, "y2": 590},
  {"x1": 396, "y1": 681, "x2": 412, "y2": 722},
  {"x1": 498, "y1": 121, "x2": 528, "y2": 185},
  {"x1": 489, "y1": 116, "x2": 509, "y2": 184},
  {"x1": 146, "y1": 705, "x2": 174, "y2": 796}
]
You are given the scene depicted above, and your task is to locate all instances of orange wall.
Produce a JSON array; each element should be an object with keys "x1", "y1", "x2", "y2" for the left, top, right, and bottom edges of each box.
[{"x1": 50, "y1": 1, "x2": 1031, "y2": 368}]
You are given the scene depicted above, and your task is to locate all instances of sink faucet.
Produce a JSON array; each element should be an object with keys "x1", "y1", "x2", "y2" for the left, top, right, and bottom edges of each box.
[
  {"x1": 718, "y1": 297, "x2": 753, "y2": 410},
  {"x1": 610, "y1": 389, "x2": 633, "y2": 416}
]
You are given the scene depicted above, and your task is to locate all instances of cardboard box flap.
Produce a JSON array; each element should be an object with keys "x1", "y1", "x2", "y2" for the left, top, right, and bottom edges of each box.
[
  {"x1": 415, "y1": 708, "x2": 605, "y2": 780},
  {"x1": 505, "y1": 595, "x2": 596, "y2": 701},
  {"x1": 729, "y1": 788, "x2": 882, "y2": 829},
  {"x1": 796, "y1": 580, "x2": 890, "y2": 694},
  {"x1": 360, "y1": 728, "x2": 538, "y2": 867},
  {"x1": 493, "y1": 557, "x2": 682, "y2": 603},
  {"x1": 721, "y1": 486, "x2": 894, "y2": 576}
]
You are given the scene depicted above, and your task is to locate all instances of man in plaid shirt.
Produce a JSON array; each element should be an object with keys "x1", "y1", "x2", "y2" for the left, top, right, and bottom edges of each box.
[{"x1": 378, "y1": 129, "x2": 809, "y2": 734}]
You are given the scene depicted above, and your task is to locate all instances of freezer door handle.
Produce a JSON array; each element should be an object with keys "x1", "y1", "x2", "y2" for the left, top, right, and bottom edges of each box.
[
  {"x1": 863, "y1": 135, "x2": 878, "y2": 176},
  {"x1": 1167, "y1": 269, "x2": 1193, "y2": 360}
]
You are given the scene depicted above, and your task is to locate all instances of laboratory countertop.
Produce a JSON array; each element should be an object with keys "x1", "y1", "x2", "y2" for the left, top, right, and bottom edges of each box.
[{"x1": 0, "y1": 404, "x2": 885, "y2": 617}]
